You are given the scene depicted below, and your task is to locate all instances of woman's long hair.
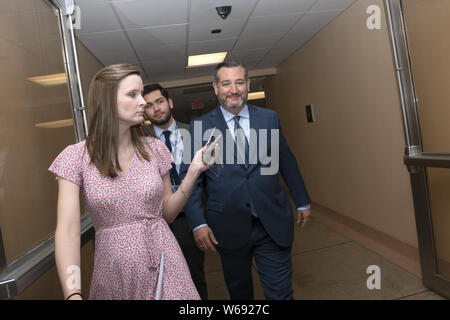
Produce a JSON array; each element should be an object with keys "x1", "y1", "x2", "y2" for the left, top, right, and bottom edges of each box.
[{"x1": 86, "y1": 63, "x2": 151, "y2": 178}]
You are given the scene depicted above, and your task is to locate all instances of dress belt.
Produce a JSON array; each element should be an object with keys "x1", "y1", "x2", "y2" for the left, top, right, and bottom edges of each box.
[
  {"x1": 96, "y1": 218, "x2": 167, "y2": 269},
  {"x1": 95, "y1": 217, "x2": 167, "y2": 299},
  {"x1": 143, "y1": 217, "x2": 166, "y2": 300},
  {"x1": 142, "y1": 217, "x2": 166, "y2": 269}
]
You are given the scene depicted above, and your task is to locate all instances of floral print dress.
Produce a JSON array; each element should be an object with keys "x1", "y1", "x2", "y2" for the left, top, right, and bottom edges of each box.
[{"x1": 49, "y1": 137, "x2": 200, "y2": 300}]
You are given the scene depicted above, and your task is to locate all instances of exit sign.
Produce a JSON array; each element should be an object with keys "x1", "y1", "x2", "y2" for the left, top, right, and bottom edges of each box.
[{"x1": 191, "y1": 101, "x2": 204, "y2": 110}]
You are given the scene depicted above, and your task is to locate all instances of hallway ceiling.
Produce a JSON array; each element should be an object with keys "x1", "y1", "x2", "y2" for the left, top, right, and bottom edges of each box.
[{"x1": 74, "y1": 0, "x2": 356, "y2": 85}]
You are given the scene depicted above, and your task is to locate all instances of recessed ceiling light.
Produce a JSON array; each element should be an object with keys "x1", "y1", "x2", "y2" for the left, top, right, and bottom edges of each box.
[
  {"x1": 187, "y1": 52, "x2": 227, "y2": 68},
  {"x1": 27, "y1": 73, "x2": 67, "y2": 86},
  {"x1": 248, "y1": 91, "x2": 265, "y2": 100}
]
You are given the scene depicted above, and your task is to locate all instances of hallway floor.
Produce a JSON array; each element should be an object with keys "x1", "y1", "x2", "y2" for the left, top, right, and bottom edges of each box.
[{"x1": 204, "y1": 217, "x2": 447, "y2": 300}]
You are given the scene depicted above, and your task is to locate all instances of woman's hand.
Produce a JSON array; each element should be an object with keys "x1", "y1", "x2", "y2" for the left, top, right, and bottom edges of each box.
[{"x1": 191, "y1": 140, "x2": 220, "y2": 174}]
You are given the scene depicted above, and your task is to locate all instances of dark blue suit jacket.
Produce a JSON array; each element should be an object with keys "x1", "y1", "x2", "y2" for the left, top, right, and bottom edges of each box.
[{"x1": 183, "y1": 105, "x2": 310, "y2": 250}]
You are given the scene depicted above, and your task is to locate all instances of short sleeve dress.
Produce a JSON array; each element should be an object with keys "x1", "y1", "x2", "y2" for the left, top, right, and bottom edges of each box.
[{"x1": 49, "y1": 137, "x2": 200, "y2": 300}]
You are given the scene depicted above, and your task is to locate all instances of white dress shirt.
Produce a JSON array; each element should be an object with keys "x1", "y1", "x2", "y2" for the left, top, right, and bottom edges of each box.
[
  {"x1": 153, "y1": 120, "x2": 184, "y2": 174},
  {"x1": 220, "y1": 105, "x2": 251, "y2": 141}
]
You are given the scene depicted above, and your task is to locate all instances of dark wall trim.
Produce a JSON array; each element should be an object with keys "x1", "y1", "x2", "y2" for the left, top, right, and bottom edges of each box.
[{"x1": 0, "y1": 215, "x2": 93, "y2": 299}]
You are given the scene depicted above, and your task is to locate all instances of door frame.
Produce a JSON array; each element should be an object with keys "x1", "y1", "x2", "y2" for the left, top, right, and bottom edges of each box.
[
  {"x1": 0, "y1": 0, "x2": 92, "y2": 299},
  {"x1": 385, "y1": 0, "x2": 450, "y2": 298}
]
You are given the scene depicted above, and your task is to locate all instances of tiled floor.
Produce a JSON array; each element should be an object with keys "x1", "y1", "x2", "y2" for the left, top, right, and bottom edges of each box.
[{"x1": 204, "y1": 217, "x2": 447, "y2": 300}]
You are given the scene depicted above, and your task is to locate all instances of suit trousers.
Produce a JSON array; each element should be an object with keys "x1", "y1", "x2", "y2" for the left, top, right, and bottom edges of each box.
[
  {"x1": 217, "y1": 216, "x2": 294, "y2": 300},
  {"x1": 169, "y1": 213, "x2": 208, "y2": 300}
]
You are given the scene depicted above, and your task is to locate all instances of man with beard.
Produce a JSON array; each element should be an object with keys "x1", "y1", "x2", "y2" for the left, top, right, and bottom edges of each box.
[
  {"x1": 143, "y1": 83, "x2": 207, "y2": 300},
  {"x1": 183, "y1": 61, "x2": 311, "y2": 300}
]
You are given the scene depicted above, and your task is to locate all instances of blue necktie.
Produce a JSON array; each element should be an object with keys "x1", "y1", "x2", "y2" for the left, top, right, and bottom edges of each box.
[
  {"x1": 162, "y1": 130, "x2": 181, "y2": 186},
  {"x1": 233, "y1": 116, "x2": 249, "y2": 168}
]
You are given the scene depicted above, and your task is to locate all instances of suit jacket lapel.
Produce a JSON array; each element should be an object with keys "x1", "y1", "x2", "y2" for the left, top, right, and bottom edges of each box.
[
  {"x1": 210, "y1": 106, "x2": 229, "y2": 139},
  {"x1": 209, "y1": 106, "x2": 229, "y2": 167}
]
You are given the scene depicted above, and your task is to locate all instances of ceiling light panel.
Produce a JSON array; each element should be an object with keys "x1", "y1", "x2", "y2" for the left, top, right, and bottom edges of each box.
[
  {"x1": 27, "y1": 73, "x2": 67, "y2": 86},
  {"x1": 187, "y1": 52, "x2": 227, "y2": 67},
  {"x1": 112, "y1": 0, "x2": 188, "y2": 29},
  {"x1": 248, "y1": 91, "x2": 265, "y2": 100}
]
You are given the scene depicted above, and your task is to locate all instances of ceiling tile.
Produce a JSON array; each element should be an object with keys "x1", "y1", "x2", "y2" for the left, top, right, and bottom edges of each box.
[
  {"x1": 133, "y1": 42, "x2": 186, "y2": 61},
  {"x1": 76, "y1": 30, "x2": 130, "y2": 53},
  {"x1": 70, "y1": 0, "x2": 356, "y2": 85},
  {"x1": 252, "y1": 0, "x2": 316, "y2": 17},
  {"x1": 38, "y1": 8, "x2": 60, "y2": 41},
  {"x1": 229, "y1": 48, "x2": 270, "y2": 62},
  {"x1": 262, "y1": 29, "x2": 319, "y2": 64},
  {"x1": 127, "y1": 24, "x2": 187, "y2": 48},
  {"x1": 260, "y1": 10, "x2": 345, "y2": 67},
  {"x1": 94, "y1": 47, "x2": 139, "y2": 66},
  {"x1": 290, "y1": 10, "x2": 342, "y2": 35},
  {"x1": 74, "y1": 2, "x2": 122, "y2": 34},
  {"x1": 142, "y1": 57, "x2": 186, "y2": 71},
  {"x1": 190, "y1": 0, "x2": 257, "y2": 22},
  {"x1": 258, "y1": 50, "x2": 293, "y2": 67},
  {"x1": 188, "y1": 18, "x2": 247, "y2": 42},
  {"x1": 254, "y1": 58, "x2": 280, "y2": 69},
  {"x1": 188, "y1": 38, "x2": 236, "y2": 56},
  {"x1": 310, "y1": 0, "x2": 356, "y2": 12},
  {"x1": 242, "y1": 60, "x2": 259, "y2": 69},
  {"x1": 234, "y1": 33, "x2": 283, "y2": 51},
  {"x1": 184, "y1": 64, "x2": 217, "y2": 78},
  {"x1": 142, "y1": 57, "x2": 186, "y2": 78},
  {"x1": 242, "y1": 13, "x2": 303, "y2": 36},
  {"x1": 112, "y1": 0, "x2": 188, "y2": 29}
]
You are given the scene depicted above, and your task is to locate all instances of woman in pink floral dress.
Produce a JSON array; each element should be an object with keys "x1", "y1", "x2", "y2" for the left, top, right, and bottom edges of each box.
[{"x1": 49, "y1": 64, "x2": 217, "y2": 300}]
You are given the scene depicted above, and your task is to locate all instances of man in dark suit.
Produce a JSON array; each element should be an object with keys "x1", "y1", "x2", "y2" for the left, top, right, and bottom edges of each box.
[
  {"x1": 143, "y1": 83, "x2": 207, "y2": 300},
  {"x1": 183, "y1": 61, "x2": 311, "y2": 300}
]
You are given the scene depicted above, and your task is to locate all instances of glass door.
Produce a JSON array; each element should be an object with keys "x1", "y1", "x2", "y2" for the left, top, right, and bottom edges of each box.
[{"x1": 385, "y1": 0, "x2": 450, "y2": 298}]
